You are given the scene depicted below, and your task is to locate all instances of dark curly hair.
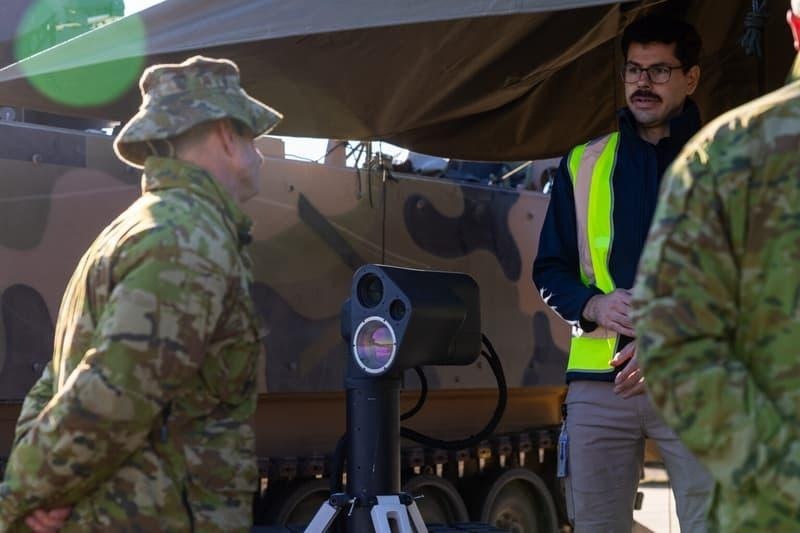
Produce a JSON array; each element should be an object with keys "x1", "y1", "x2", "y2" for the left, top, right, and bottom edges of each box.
[{"x1": 622, "y1": 15, "x2": 702, "y2": 71}]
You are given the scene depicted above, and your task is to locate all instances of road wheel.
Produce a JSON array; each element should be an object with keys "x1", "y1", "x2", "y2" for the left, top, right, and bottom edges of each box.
[
  {"x1": 265, "y1": 478, "x2": 332, "y2": 526},
  {"x1": 479, "y1": 468, "x2": 558, "y2": 533},
  {"x1": 403, "y1": 474, "x2": 469, "y2": 525}
]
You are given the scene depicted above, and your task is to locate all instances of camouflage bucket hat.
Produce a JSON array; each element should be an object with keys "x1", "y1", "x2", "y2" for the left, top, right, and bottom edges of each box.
[{"x1": 114, "y1": 55, "x2": 283, "y2": 168}]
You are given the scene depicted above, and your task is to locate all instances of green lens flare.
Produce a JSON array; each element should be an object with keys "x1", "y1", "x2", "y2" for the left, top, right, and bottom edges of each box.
[{"x1": 14, "y1": 1, "x2": 145, "y2": 108}]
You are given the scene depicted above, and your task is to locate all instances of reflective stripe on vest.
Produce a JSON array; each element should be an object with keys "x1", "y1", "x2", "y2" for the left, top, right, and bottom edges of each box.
[{"x1": 566, "y1": 132, "x2": 620, "y2": 374}]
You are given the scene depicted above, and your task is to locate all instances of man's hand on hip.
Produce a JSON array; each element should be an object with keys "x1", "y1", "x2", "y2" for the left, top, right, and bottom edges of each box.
[
  {"x1": 582, "y1": 289, "x2": 635, "y2": 337},
  {"x1": 611, "y1": 342, "x2": 646, "y2": 398}
]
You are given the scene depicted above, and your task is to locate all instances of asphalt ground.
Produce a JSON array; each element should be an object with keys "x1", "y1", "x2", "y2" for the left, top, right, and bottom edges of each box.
[{"x1": 633, "y1": 467, "x2": 679, "y2": 533}]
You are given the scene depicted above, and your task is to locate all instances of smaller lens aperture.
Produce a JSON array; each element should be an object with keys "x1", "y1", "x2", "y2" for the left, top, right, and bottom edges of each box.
[{"x1": 389, "y1": 299, "x2": 406, "y2": 321}]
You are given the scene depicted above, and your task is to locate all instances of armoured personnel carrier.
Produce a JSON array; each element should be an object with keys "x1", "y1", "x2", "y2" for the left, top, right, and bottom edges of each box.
[
  {"x1": 0, "y1": 128, "x2": 566, "y2": 529},
  {"x1": 0, "y1": 0, "x2": 794, "y2": 529}
]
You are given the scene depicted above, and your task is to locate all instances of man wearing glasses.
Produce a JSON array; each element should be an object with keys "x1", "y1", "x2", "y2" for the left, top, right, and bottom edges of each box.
[{"x1": 534, "y1": 14, "x2": 713, "y2": 532}]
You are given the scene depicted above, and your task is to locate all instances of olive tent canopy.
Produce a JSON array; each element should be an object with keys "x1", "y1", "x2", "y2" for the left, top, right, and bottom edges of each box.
[{"x1": 0, "y1": 0, "x2": 793, "y2": 160}]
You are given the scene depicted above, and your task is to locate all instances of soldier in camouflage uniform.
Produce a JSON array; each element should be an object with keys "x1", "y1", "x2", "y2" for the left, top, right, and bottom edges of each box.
[
  {"x1": 0, "y1": 55, "x2": 282, "y2": 532},
  {"x1": 632, "y1": 2, "x2": 800, "y2": 530}
]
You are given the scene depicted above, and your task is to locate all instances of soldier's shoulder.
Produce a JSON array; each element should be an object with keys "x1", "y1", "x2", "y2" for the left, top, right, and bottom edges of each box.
[
  {"x1": 141, "y1": 190, "x2": 234, "y2": 242},
  {"x1": 112, "y1": 197, "x2": 236, "y2": 273},
  {"x1": 683, "y1": 82, "x2": 800, "y2": 165}
]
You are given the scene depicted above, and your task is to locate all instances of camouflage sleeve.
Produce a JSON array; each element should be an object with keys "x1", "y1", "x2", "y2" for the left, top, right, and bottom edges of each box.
[
  {"x1": 12, "y1": 361, "x2": 55, "y2": 446},
  {"x1": 632, "y1": 135, "x2": 795, "y2": 490},
  {"x1": 0, "y1": 232, "x2": 229, "y2": 525}
]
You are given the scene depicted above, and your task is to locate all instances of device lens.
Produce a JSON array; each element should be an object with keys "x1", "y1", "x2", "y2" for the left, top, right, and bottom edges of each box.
[
  {"x1": 389, "y1": 299, "x2": 406, "y2": 320},
  {"x1": 355, "y1": 319, "x2": 396, "y2": 372},
  {"x1": 357, "y1": 273, "x2": 383, "y2": 308}
]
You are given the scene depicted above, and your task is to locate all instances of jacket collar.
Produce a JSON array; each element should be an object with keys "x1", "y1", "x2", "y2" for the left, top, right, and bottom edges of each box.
[
  {"x1": 617, "y1": 97, "x2": 702, "y2": 147},
  {"x1": 141, "y1": 156, "x2": 253, "y2": 243}
]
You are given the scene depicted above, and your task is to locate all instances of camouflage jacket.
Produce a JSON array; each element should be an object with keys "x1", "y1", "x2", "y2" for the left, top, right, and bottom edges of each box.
[
  {"x1": 632, "y1": 56, "x2": 800, "y2": 530},
  {"x1": 0, "y1": 157, "x2": 262, "y2": 532}
]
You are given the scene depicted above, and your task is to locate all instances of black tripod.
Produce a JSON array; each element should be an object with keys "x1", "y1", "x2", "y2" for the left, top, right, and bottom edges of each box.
[
  {"x1": 305, "y1": 372, "x2": 426, "y2": 532},
  {"x1": 305, "y1": 265, "x2": 500, "y2": 533}
]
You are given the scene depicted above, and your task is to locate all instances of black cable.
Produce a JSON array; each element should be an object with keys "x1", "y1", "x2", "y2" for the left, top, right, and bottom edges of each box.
[
  {"x1": 333, "y1": 334, "x2": 506, "y2": 484},
  {"x1": 329, "y1": 434, "x2": 347, "y2": 493},
  {"x1": 344, "y1": 140, "x2": 364, "y2": 162},
  {"x1": 350, "y1": 142, "x2": 366, "y2": 201},
  {"x1": 315, "y1": 140, "x2": 349, "y2": 164},
  {"x1": 399, "y1": 334, "x2": 507, "y2": 450},
  {"x1": 400, "y1": 367, "x2": 428, "y2": 421},
  {"x1": 380, "y1": 160, "x2": 387, "y2": 263},
  {"x1": 740, "y1": 0, "x2": 768, "y2": 58},
  {"x1": 366, "y1": 142, "x2": 374, "y2": 208},
  {"x1": 327, "y1": 434, "x2": 348, "y2": 533}
]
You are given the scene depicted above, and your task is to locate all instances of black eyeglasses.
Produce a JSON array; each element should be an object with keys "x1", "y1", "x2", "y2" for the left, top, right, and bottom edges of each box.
[{"x1": 621, "y1": 63, "x2": 684, "y2": 84}]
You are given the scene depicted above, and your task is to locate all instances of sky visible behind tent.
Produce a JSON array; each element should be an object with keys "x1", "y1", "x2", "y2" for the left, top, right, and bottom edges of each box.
[{"x1": 124, "y1": 0, "x2": 164, "y2": 15}]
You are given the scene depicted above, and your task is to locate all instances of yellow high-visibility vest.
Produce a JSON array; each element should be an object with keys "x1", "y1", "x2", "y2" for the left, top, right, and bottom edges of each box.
[{"x1": 566, "y1": 132, "x2": 620, "y2": 375}]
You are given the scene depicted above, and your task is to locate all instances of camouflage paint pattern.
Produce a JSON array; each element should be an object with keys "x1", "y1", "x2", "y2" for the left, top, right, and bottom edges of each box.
[
  {"x1": 0, "y1": 125, "x2": 140, "y2": 401},
  {"x1": 0, "y1": 157, "x2": 262, "y2": 531},
  {"x1": 385, "y1": 173, "x2": 569, "y2": 390},
  {"x1": 0, "y1": 130, "x2": 569, "y2": 447},
  {"x1": 632, "y1": 55, "x2": 800, "y2": 531}
]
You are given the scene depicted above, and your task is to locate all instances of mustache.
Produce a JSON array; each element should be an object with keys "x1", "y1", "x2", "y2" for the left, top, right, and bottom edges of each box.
[{"x1": 631, "y1": 90, "x2": 661, "y2": 101}]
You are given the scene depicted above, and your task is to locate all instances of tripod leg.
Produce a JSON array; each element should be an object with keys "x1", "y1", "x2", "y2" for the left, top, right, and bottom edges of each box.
[
  {"x1": 371, "y1": 496, "x2": 416, "y2": 533},
  {"x1": 406, "y1": 500, "x2": 428, "y2": 533},
  {"x1": 304, "y1": 499, "x2": 341, "y2": 533}
]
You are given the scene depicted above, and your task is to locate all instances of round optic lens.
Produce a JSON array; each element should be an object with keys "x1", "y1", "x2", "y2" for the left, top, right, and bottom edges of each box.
[
  {"x1": 357, "y1": 274, "x2": 383, "y2": 308},
  {"x1": 389, "y1": 299, "x2": 406, "y2": 321},
  {"x1": 354, "y1": 318, "x2": 396, "y2": 373}
]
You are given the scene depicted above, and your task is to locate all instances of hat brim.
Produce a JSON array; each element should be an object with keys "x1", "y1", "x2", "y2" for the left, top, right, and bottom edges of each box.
[{"x1": 114, "y1": 87, "x2": 282, "y2": 168}]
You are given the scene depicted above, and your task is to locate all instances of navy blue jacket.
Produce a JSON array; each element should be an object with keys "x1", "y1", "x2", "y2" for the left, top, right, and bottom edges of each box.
[{"x1": 533, "y1": 100, "x2": 701, "y2": 382}]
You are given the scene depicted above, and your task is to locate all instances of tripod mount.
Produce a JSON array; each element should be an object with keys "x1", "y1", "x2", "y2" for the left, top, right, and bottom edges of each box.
[{"x1": 306, "y1": 265, "x2": 481, "y2": 533}]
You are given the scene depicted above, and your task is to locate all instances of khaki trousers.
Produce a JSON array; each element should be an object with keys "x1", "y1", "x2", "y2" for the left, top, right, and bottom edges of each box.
[{"x1": 563, "y1": 381, "x2": 713, "y2": 533}]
